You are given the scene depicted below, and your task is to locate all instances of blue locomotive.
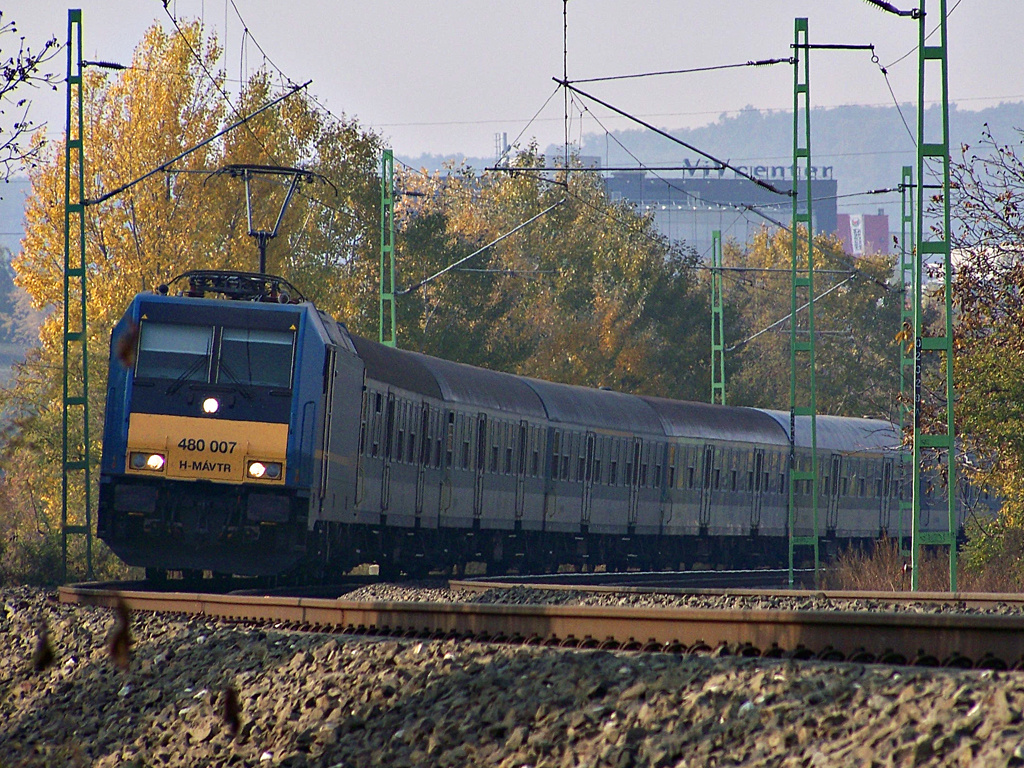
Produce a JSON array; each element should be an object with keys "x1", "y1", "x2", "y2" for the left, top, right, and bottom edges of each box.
[{"x1": 98, "y1": 270, "x2": 963, "y2": 578}]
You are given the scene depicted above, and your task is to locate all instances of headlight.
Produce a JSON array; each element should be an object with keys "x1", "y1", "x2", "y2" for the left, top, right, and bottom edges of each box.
[
  {"x1": 202, "y1": 397, "x2": 220, "y2": 414},
  {"x1": 247, "y1": 460, "x2": 282, "y2": 480},
  {"x1": 130, "y1": 452, "x2": 166, "y2": 471}
]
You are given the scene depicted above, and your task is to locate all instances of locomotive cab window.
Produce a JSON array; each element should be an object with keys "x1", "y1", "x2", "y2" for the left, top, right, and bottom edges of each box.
[
  {"x1": 136, "y1": 323, "x2": 212, "y2": 381},
  {"x1": 219, "y1": 328, "x2": 294, "y2": 389},
  {"x1": 135, "y1": 322, "x2": 295, "y2": 390}
]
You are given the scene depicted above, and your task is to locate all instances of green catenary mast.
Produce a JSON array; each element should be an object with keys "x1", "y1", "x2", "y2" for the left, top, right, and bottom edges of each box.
[
  {"x1": 898, "y1": 165, "x2": 914, "y2": 556},
  {"x1": 788, "y1": 17, "x2": 819, "y2": 587},
  {"x1": 710, "y1": 230, "x2": 726, "y2": 406},
  {"x1": 912, "y1": 0, "x2": 956, "y2": 591},
  {"x1": 62, "y1": 9, "x2": 93, "y2": 582}
]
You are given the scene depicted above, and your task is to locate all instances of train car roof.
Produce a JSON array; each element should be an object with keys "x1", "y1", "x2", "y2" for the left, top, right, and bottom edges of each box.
[
  {"x1": 350, "y1": 333, "x2": 899, "y2": 448},
  {"x1": 640, "y1": 397, "x2": 790, "y2": 444},
  {"x1": 351, "y1": 336, "x2": 546, "y2": 417},
  {"x1": 406, "y1": 352, "x2": 548, "y2": 417},
  {"x1": 350, "y1": 336, "x2": 443, "y2": 400},
  {"x1": 757, "y1": 410, "x2": 901, "y2": 453},
  {"x1": 351, "y1": 335, "x2": 659, "y2": 429},
  {"x1": 521, "y1": 378, "x2": 665, "y2": 433}
]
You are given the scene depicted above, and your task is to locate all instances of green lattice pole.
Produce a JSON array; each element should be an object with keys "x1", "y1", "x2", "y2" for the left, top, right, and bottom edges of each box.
[
  {"x1": 898, "y1": 165, "x2": 914, "y2": 557},
  {"x1": 788, "y1": 17, "x2": 819, "y2": 588},
  {"x1": 62, "y1": 8, "x2": 93, "y2": 582},
  {"x1": 913, "y1": 0, "x2": 956, "y2": 591},
  {"x1": 710, "y1": 230, "x2": 726, "y2": 405},
  {"x1": 379, "y1": 148, "x2": 396, "y2": 347}
]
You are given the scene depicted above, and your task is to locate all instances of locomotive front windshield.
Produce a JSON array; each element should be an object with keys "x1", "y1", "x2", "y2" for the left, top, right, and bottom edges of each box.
[
  {"x1": 135, "y1": 321, "x2": 295, "y2": 389},
  {"x1": 219, "y1": 328, "x2": 294, "y2": 388},
  {"x1": 136, "y1": 323, "x2": 212, "y2": 382}
]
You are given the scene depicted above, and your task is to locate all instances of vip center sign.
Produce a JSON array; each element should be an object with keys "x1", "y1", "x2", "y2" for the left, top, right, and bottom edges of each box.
[{"x1": 678, "y1": 159, "x2": 834, "y2": 180}]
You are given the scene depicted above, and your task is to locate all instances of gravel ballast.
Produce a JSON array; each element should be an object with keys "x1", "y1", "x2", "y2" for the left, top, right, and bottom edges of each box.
[
  {"x1": 345, "y1": 580, "x2": 1024, "y2": 616},
  {"x1": 3, "y1": 586, "x2": 1024, "y2": 767}
]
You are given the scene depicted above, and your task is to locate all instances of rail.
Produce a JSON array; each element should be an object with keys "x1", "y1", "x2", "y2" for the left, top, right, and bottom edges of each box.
[{"x1": 59, "y1": 582, "x2": 1024, "y2": 669}]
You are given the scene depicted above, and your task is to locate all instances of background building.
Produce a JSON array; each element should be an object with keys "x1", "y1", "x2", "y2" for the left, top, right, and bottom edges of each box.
[
  {"x1": 603, "y1": 171, "x2": 838, "y2": 259},
  {"x1": 835, "y1": 210, "x2": 891, "y2": 256}
]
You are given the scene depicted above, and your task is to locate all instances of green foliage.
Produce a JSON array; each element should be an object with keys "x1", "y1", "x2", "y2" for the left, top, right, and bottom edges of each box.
[
  {"x1": 822, "y1": 533, "x2": 1024, "y2": 593},
  {"x1": 395, "y1": 151, "x2": 710, "y2": 400},
  {"x1": 952, "y1": 126, "x2": 1024, "y2": 532},
  {"x1": 958, "y1": 517, "x2": 1024, "y2": 592},
  {"x1": 721, "y1": 226, "x2": 901, "y2": 417}
]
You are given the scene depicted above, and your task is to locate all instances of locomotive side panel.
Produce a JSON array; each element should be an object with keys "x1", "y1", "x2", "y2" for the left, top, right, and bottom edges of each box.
[{"x1": 314, "y1": 344, "x2": 365, "y2": 524}]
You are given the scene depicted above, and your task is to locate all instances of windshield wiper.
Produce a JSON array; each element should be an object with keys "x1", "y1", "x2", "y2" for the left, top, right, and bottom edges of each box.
[
  {"x1": 216, "y1": 360, "x2": 255, "y2": 400},
  {"x1": 165, "y1": 356, "x2": 208, "y2": 395}
]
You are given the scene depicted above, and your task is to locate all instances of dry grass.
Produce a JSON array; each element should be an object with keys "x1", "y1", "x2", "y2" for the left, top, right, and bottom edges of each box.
[{"x1": 822, "y1": 537, "x2": 1024, "y2": 593}]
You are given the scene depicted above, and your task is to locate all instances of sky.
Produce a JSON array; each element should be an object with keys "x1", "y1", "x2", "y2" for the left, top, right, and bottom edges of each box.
[{"x1": 8, "y1": 1, "x2": 1024, "y2": 163}]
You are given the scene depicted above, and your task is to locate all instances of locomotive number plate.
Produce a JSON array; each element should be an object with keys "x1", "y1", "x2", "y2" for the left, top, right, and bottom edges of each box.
[{"x1": 127, "y1": 413, "x2": 288, "y2": 483}]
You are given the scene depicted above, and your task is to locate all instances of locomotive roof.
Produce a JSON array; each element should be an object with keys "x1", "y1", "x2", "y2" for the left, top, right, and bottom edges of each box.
[{"x1": 757, "y1": 410, "x2": 901, "y2": 453}]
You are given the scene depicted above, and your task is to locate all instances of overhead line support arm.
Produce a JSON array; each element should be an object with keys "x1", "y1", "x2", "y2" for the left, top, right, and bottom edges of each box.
[
  {"x1": 554, "y1": 79, "x2": 794, "y2": 198},
  {"x1": 83, "y1": 81, "x2": 311, "y2": 206}
]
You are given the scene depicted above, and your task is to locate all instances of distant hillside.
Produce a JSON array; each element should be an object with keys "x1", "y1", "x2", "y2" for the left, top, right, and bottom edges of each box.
[
  {"x1": 572, "y1": 102, "x2": 1024, "y2": 216},
  {"x1": 400, "y1": 102, "x2": 1024, "y2": 222}
]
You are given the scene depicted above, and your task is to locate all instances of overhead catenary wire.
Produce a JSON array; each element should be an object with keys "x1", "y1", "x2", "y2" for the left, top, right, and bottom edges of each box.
[
  {"x1": 162, "y1": 5, "x2": 282, "y2": 169},
  {"x1": 163, "y1": 3, "x2": 364, "y2": 256},
  {"x1": 175, "y1": 0, "x2": 902, "y2": 309},
  {"x1": 218, "y1": 0, "x2": 462, "y2": 196},
  {"x1": 880, "y1": 0, "x2": 963, "y2": 68},
  {"x1": 519, "y1": 162, "x2": 893, "y2": 305},
  {"x1": 162, "y1": 1, "x2": 388, "y2": 243},
  {"x1": 557, "y1": 78, "x2": 793, "y2": 198},
  {"x1": 83, "y1": 82, "x2": 309, "y2": 206},
  {"x1": 726, "y1": 275, "x2": 857, "y2": 352},
  {"x1": 397, "y1": 198, "x2": 567, "y2": 296},
  {"x1": 568, "y1": 57, "x2": 794, "y2": 84},
  {"x1": 563, "y1": 104, "x2": 771, "y2": 236}
]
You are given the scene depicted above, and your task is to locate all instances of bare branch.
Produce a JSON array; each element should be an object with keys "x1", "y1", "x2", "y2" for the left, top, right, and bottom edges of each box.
[{"x1": 0, "y1": 11, "x2": 62, "y2": 181}]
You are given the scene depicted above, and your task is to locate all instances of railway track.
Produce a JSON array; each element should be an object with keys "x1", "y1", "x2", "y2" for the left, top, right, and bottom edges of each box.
[
  {"x1": 59, "y1": 581, "x2": 1024, "y2": 670},
  {"x1": 451, "y1": 573, "x2": 1024, "y2": 610},
  {"x1": 463, "y1": 568, "x2": 817, "y2": 590}
]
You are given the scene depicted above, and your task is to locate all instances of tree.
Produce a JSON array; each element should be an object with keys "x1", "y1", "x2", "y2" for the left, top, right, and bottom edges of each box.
[
  {"x1": 395, "y1": 151, "x2": 710, "y2": 400},
  {"x1": 0, "y1": 246, "x2": 44, "y2": 345},
  {"x1": 721, "y1": 226, "x2": 901, "y2": 418},
  {"x1": 1, "y1": 21, "x2": 381, "y2": 581},
  {"x1": 0, "y1": 11, "x2": 59, "y2": 182},
  {"x1": 951, "y1": 127, "x2": 1024, "y2": 530}
]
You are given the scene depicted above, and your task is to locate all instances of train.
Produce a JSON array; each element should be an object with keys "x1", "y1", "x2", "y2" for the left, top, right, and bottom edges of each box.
[{"x1": 97, "y1": 269, "x2": 968, "y2": 580}]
